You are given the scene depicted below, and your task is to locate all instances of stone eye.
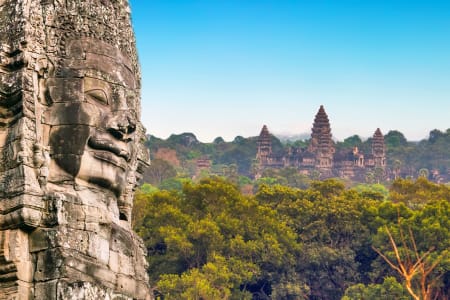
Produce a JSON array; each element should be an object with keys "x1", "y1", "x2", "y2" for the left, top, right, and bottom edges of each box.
[{"x1": 86, "y1": 89, "x2": 108, "y2": 104}]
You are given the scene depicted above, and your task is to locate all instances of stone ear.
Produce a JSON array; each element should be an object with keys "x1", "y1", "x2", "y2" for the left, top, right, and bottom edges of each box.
[{"x1": 35, "y1": 56, "x2": 54, "y2": 105}]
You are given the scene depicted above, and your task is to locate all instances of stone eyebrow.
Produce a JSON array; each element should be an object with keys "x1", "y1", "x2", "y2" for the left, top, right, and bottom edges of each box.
[{"x1": 63, "y1": 55, "x2": 136, "y2": 89}]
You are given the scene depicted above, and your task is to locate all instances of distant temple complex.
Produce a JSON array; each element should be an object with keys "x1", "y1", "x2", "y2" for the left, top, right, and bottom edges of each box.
[{"x1": 256, "y1": 105, "x2": 387, "y2": 181}]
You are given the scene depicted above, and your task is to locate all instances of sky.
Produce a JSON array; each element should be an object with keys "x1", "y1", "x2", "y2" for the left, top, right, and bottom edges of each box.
[{"x1": 129, "y1": 0, "x2": 450, "y2": 142}]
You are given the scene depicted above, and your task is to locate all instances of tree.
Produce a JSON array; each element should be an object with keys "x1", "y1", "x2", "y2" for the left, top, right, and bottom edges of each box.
[
  {"x1": 255, "y1": 180, "x2": 373, "y2": 299},
  {"x1": 418, "y1": 168, "x2": 429, "y2": 179},
  {"x1": 310, "y1": 169, "x2": 321, "y2": 180},
  {"x1": 365, "y1": 171, "x2": 375, "y2": 184},
  {"x1": 143, "y1": 158, "x2": 177, "y2": 185},
  {"x1": 157, "y1": 254, "x2": 256, "y2": 300},
  {"x1": 336, "y1": 135, "x2": 363, "y2": 151},
  {"x1": 352, "y1": 183, "x2": 388, "y2": 201},
  {"x1": 278, "y1": 167, "x2": 311, "y2": 189},
  {"x1": 310, "y1": 178, "x2": 345, "y2": 198},
  {"x1": 393, "y1": 159, "x2": 402, "y2": 180},
  {"x1": 159, "y1": 177, "x2": 192, "y2": 191},
  {"x1": 213, "y1": 136, "x2": 225, "y2": 144},
  {"x1": 370, "y1": 198, "x2": 450, "y2": 299},
  {"x1": 389, "y1": 177, "x2": 450, "y2": 208},
  {"x1": 135, "y1": 177, "x2": 301, "y2": 299},
  {"x1": 428, "y1": 129, "x2": 445, "y2": 144},
  {"x1": 294, "y1": 192, "x2": 372, "y2": 299},
  {"x1": 153, "y1": 147, "x2": 180, "y2": 166},
  {"x1": 373, "y1": 226, "x2": 448, "y2": 300},
  {"x1": 385, "y1": 130, "x2": 408, "y2": 148},
  {"x1": 343, "y1": 277, "x2": 409, "y2": 300},
  {"x1": 374, "y1": 167, "x2": 385, "y2": 184},
  {"x1": 132, "y1": 186, "x2": 156, "y2": 229}
]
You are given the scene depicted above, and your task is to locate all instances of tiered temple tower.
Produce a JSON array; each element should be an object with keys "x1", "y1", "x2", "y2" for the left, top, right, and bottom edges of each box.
[
  {"x1": 372, "y1": 128, "x2": 386, "y2": 168},
  {"x1": 254, "y1": 107, "x2": 389, "y2": 181},
  {"x1": 256, "y1": 125, "x2": 272, "y2": 168},
  {"x1": 308, "y1": 105, "x2": 335, "y2": 175}
]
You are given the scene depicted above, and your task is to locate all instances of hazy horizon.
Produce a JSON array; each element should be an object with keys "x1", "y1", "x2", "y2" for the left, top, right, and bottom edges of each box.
[
  {"x1": 149, "y1": 125, "x2": 443, "y2": 144},
  {"x1": 130, "y1": 0, "x2": 450, "y2": 143}
]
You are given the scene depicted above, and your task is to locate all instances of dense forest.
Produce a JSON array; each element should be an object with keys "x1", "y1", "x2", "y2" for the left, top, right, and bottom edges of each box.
[
  {"x1": 143, "y1": 128, "x2": 450, "y2": 189},
  {"x1": 136, "y1": 128, "x2": 450, "y2": 299},
  {"x1": 134, "y1": 177, "x2": 450, "y2": 299}
]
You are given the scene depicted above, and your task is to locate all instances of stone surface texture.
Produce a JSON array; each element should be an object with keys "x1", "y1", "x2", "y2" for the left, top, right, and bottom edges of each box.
[{"x1": 0, "y1": 0, "x2": 151, "y2": 299}]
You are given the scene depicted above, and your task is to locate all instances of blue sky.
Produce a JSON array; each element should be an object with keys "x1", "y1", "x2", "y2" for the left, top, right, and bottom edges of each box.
[{"x1": 129, "y1": 0, "x2": 450, "y2": 142}]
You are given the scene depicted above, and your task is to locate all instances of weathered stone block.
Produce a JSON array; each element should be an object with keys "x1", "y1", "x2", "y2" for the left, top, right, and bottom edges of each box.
[
  {"x1": 118, "y1": 252, "x2": 134, "y2": 277},
  {"x1": 45, "y1": 78, "x2": 83, "y2": 104},
  {"x1": 56, "y1": 281, "x2": 134, "y2": 300},
  {"x1": 34, "y1": 248, "x2": 63, "y2": 282},
  {"x1": 87, "y1": 232, "x2": 110, "y2": 264},
  {"x1": 63, "y1": 253, "x2": 116, "y2": 288},
  {"x1": 111, "y1": 224, "x2": 133, "y2": 257},
  {"x1": 57, "y1": 228, "x2": 90, "y2": 255},
  {"x1": 35, "y1": 280, "x2": 57, "y2": 300},
  {"x1": 0, "y1": 206, "x2": 42, "y2": 230},
  {"x1": 29, "y1": 228, "x2": 57, "y2": 252},
  {"x1": 60, "y1": 202, "x2": 85, "y2": 230},
  {"x1": 109, "y1": 250, "x2": 120, "y2": 274}
]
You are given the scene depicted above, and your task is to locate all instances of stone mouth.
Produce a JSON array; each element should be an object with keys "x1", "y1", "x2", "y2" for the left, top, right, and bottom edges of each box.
[
  {"x1": 87, "y1": 135, "x2": 130, "y2": 169},
  {"x1": 91, "y1": 150, "x2": 128, "y2": 171},
  {"x1": 88, "y1": 136, "x2": 130, "y2": 160}
]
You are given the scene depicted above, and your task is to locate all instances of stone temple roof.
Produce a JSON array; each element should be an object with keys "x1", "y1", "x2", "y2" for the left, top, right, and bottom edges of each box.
[{"x1": 259, "y1": 125, "x2": 271, "y2": 140}]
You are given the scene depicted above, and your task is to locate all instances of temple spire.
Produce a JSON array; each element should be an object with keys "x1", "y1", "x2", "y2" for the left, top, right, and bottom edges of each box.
[
  {"x1": 309, "y1": 105, "x2": 335, "y2": 174},
  {"x1": 372, "y1": 128, "x2": 386, "y2": 168},
  {"x1": 256, "y1": 125, "x2": 272, "y2": 168}
]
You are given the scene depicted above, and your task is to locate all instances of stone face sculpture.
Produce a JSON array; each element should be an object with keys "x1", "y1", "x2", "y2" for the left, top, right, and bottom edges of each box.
[{"x1": 0, "y1": 1, "x2": 151, "y2": 299}]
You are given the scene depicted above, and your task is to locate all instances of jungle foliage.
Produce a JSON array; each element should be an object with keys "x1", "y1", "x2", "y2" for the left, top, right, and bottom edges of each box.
[{"x1": 133, "y1": 177, "x2": 450, "y2": 299}]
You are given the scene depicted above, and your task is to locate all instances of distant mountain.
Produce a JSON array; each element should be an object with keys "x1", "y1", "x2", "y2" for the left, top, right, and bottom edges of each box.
[{"x1": 274, "y1": 132, "x2": 310, "y2": 143}]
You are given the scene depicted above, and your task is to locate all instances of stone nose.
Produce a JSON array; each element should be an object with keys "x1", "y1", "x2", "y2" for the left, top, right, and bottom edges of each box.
[{"x1": 106, "y1": 110, "x2": 136, "y2": 141}]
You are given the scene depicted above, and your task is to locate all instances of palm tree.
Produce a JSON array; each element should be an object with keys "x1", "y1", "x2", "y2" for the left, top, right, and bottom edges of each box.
[
  {"x1": 418, "y1": 168, "x2": 429, "y2": 179},
  {"x1": 393, "y1": 159, "x2": 402, "y2": 179},
  {"x1": 365, "y1": 171, "x2": 375, "y2": 184}
]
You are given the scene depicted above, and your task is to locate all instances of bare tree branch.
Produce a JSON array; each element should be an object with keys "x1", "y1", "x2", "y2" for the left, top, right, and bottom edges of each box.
[{"x1": 373, "y1": 225, "x2": 446, "y2": 300}]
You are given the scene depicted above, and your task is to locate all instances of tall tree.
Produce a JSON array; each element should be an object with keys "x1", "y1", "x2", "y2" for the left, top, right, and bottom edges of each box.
[
  {"x1": 143, "y1": 158, "x2": 177, "y2": 185},
  {"x1": 135, "y1": 177, "x2": 302, "y2": 299}
]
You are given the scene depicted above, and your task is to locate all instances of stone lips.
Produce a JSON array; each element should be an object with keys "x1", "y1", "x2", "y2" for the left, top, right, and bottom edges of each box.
[{"x1": 0, "y1": 0, "x2": 151, "y2": 299}]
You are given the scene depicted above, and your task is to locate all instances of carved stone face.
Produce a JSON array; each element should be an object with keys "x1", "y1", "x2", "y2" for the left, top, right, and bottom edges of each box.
[{"x1": 44, "y1": 38, "x2": 139, "y2": 196}]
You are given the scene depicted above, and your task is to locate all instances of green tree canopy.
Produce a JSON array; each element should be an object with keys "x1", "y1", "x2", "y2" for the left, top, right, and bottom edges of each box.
[
  {"x1": 135, "y1": 177, "x2": 301, "y2": 299},
  {"x1": 135, "y1": 177, "x2": 450, "y2": 299}
]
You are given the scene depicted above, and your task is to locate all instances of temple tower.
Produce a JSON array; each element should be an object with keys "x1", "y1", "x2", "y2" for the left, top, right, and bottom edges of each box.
[
  {"x1": 372, "y1": 128, "x2": 386, "y2": 168},
  {"x1": 256, "y1": 125, "x2": 272, "y2": 168},
  {"x1": 308, "y1": 105, "x2": 335, "y2": 175},
  {"x1": 0, "y1": 1, "x2": 151, "y2": 299}
]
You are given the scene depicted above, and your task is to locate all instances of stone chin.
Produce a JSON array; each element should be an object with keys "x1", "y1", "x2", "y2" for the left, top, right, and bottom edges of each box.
[{"x1": 76, "y1": 150, "x2": 128, "y2": 197}]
